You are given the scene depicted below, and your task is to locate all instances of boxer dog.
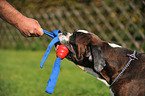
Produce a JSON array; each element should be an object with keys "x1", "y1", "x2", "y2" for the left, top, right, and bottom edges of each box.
[{"x1": 56, "y1": 30, "x2": 145, "y2": 96}]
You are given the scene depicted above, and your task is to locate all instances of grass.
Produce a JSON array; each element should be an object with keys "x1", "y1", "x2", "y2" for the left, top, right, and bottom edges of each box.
[{"x1": 0, "y1": 49, "x2": 111, "y2": 96}]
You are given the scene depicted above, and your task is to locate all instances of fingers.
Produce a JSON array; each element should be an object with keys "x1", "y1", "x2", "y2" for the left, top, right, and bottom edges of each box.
[
  {"x1": 17, "y1": 17, "x2": 44, "y2": 37},
  {"x1": 31, "y1": 28, "x2": 43, "y2": 37},
  {"x1": 33, "y1": 19, "x2": 44, "y2": 36},
  {"x1": 29, "y1": 28, "x2": 43, "y2": 37},
  {"x1": 28, "y1": 20, "x2": 44, "y2": 37}
]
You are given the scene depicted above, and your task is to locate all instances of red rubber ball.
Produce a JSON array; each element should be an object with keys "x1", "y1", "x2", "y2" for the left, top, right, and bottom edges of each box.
[{"x1": 57, "y1": 44, "x2": 69, "y2": 59}]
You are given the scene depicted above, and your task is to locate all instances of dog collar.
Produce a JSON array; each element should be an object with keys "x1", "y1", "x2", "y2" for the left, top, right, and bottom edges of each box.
[{"x1": 109, "y1": 50, "x2": 138, "y2": 88}]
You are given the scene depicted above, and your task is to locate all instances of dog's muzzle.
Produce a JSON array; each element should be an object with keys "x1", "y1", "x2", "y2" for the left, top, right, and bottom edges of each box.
[
  {"x1": 58, "y1": 32, "x2": 72, "y2": 44},
  {"x1": 57, "y1": 32, "x2": 93, "y2": 62}
]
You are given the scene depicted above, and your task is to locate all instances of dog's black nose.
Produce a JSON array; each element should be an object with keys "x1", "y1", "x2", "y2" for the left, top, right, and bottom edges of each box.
[{"x1": 63, "y1": 32, "x2": 67, "y2": 36}]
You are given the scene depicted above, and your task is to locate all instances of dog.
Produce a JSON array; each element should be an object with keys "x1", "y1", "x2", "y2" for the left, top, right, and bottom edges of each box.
[{"x1": 56, "y1": 30, "x2": 145, "y2": 96}]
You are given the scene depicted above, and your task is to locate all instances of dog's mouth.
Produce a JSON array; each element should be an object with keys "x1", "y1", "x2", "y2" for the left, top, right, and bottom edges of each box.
[
  {"x1": 55, "y1": 32, "x2": 79, "y2": 63},
  {"x1": 55, "y1": 32, "x2": 93, "y2": 65}
]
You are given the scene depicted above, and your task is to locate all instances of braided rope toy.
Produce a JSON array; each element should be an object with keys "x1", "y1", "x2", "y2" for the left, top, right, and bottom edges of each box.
[{"x1": 40, "y1": 29, "x2": 69, "y2": 94}]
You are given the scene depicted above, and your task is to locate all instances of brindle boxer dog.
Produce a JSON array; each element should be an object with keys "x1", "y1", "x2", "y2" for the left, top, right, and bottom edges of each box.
[{"x1": 56, "y1": 30, "x2": 145, "y2": 96}]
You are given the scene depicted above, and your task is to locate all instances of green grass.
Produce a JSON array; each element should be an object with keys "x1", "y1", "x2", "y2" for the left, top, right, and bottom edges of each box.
[{"x1": 0, "y1": 49, "x2": 111, "y2": 96}]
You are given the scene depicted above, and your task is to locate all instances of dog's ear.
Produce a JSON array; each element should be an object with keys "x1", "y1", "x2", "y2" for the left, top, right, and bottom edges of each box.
[
  {"x1": 91, "y1": 45, "x2": 106, "y2": 72},
  {"x1": 86, "y1": 33, "x2": 106, "y2": 72}
]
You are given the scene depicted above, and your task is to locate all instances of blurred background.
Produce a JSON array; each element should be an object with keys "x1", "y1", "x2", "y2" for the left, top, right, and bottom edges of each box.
[
  {"x1": 0, "y1": 0, "x2": 145, "y2": 52},
  {"x1": 0, "y1": 0, "x2": 144, "y2": 96}
]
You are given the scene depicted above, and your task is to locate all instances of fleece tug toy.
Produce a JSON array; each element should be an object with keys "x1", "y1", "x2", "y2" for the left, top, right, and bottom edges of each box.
[{"x1": 40, "y1": 29, "x2": 69, "y2": 94}]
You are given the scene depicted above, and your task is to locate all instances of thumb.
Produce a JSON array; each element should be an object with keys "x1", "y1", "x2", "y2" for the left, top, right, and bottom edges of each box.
[{"x1": 38, "y1": 28, "x2": 44, "y2": 36}]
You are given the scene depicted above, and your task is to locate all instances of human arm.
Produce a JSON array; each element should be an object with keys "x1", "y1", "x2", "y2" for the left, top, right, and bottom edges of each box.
[{"x1": 0, "y1": 0, "x2": 43, "y2": 37}]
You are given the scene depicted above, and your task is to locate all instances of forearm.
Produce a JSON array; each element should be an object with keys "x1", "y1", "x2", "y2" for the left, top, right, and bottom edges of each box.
[
  {"x1": 0, "y1": 0, "x2": 43, "y2": 37},
  {"x1": 0, "y1": 0, "x2": 24, "y2": 27}
]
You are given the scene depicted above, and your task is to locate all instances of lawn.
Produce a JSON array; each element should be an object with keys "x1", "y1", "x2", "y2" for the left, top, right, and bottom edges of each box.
[{"x1": 0, "y1": 49, "x2": 111, "y2": 96}]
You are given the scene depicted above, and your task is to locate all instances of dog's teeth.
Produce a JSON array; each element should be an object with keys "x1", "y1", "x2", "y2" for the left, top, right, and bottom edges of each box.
[
  {"x1": 56, "y1": 45, "x2": 59, "y2": 50},
  {"x1": 89, "y1": 56, "x2": 92, "y2": 61}
]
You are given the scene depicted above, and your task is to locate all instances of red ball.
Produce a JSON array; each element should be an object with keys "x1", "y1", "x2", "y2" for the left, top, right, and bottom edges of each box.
[{"x1": 57, "y1": 45, "x2": 69, "y2": 59}]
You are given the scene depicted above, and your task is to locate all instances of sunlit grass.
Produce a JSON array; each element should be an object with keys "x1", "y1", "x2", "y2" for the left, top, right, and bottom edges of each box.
[{"x1": 0, "y1": 49, "x2": 111, "y2": 96}]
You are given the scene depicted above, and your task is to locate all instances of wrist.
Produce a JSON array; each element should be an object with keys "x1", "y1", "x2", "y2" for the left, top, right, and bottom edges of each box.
[{"x1": 14, "y1": 14, "x2": 26, "y2": 28}]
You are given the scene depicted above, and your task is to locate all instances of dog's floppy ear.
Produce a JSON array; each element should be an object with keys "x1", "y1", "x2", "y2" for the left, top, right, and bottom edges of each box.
[{"x1": 91, "y1": 45, "x2": 106, "y2": 72}]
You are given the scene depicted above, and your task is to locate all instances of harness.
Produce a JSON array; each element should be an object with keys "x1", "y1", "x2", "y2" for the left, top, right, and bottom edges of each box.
[{"x1": 109, "y1": 50, "x2": 138, "y2": 88}]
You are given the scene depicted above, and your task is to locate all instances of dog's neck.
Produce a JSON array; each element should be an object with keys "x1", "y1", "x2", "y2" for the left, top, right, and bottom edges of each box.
[{"x1": 99, "y1": 42, "x2": 131, "y2": 86}]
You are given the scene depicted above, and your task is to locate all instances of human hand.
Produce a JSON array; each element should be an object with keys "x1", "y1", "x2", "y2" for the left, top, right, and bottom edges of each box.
[
  {"x1": 16, "y1": 16, "x2": 44, "y2": 37},
  {"x1": 0, "y1": 0, "x2": 43, "y2": 37}
]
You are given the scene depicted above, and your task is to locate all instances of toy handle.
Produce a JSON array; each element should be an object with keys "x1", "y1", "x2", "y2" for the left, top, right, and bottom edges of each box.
[
  {"x1": 40, "y1": 29, "x2": 60, "y2": 68},
  {"x1": 40, "y1": 37, "x2": 59, "y2": 68},
  {"x1": 43, "y1": 29, "x2": 55, "y2": 38},
  {"x1": 45, "y1": 57, "x2": 61, "y2": 94}
]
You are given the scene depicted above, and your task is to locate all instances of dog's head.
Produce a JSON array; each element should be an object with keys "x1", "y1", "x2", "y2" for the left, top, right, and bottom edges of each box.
[{"x1": 57, "y1": 30, "x2": 106, "y2": 73}]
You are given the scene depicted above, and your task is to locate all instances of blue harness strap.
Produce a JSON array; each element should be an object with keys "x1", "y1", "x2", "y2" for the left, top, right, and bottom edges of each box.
[{"x1": 40, "y1": 29, "x2": 62, "y2": 94}]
